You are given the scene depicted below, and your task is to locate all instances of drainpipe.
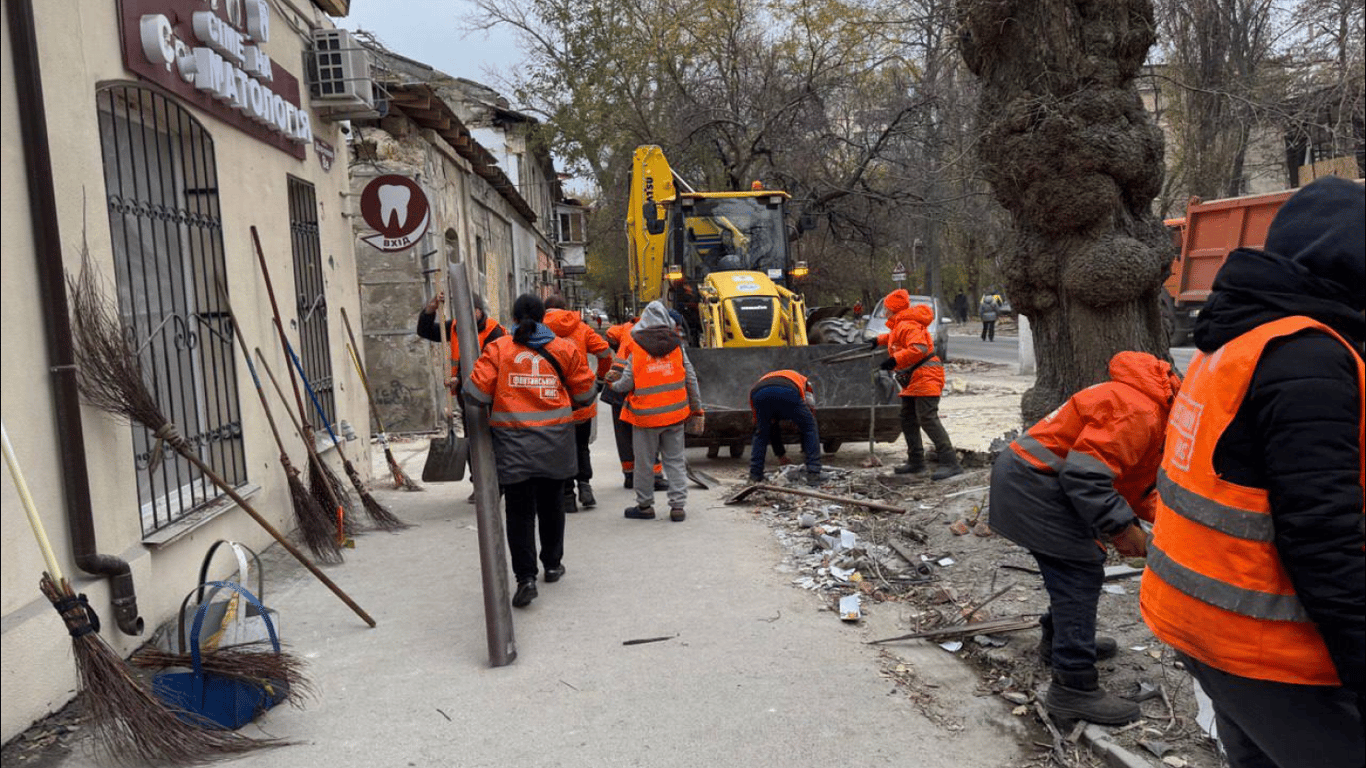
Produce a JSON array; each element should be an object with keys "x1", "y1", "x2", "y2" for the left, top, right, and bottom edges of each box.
[{"x1": 6, "y1": 0, "x2": 143, "y2": 636}]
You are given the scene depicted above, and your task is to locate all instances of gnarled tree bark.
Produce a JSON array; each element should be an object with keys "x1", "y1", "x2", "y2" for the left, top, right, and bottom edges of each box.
[{"x1": 959, "y1": 0, "x2": 1171, "y2": 423}]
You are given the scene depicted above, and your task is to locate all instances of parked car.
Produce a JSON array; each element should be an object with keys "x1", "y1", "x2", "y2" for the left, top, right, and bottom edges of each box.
[{"x1": 862, "y1": 295, "x2": 951, "y2": 362}]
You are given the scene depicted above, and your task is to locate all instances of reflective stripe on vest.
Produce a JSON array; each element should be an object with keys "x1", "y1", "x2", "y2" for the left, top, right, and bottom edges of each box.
[
  {"x1": 1011, "y1": 433, "x2": 1064, "y2": 472},
  {"x1": 1140, "y1": 315, "x2": 1364, "y2": 687},
  {"x1": 623, "y1": 346, "x2": 690, "y2": 427},
  {"x1": 478, "y1": 337, "x2": 579, "y2": 430}
]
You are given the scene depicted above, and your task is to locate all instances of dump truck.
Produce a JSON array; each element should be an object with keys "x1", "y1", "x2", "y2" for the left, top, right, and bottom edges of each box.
[
  {"x1": 626, "y1": 145, "x2": 900, "y2": 457},
  {"x1": 1161, "y1": 178, "x2": 1364, "y2": 345}
]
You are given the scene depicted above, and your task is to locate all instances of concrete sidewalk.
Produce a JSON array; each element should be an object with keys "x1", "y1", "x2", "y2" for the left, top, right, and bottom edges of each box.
[{"x1": 47, "y1": 408, "x2": 1025, "y2": 768}]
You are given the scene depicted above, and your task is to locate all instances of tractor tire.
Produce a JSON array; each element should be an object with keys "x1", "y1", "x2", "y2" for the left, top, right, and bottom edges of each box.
[
  {"x1": 822, "y1": 441, "x2": 842, "y2": 454},
  {"x1": 706, "y1": 445, "x2": 720, "y2": 459},
  {"x1": 729, "y1": 443, "x2": 744, "y2": 458},
  {"x1": 807, "y1": 317, "x2": 864, "y2": 345}
]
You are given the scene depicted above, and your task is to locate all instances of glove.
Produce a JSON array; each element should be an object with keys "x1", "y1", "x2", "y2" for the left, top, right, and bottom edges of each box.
[
  {"x1": 868, "y1": 338, "x2": 880, "y2": 350},
  {"x1": 1111, "y1": 523, "x2": 1149, "y2": 558},
  {"x1": 879, "y1": 357, "x2": 897, "y2": 371}
]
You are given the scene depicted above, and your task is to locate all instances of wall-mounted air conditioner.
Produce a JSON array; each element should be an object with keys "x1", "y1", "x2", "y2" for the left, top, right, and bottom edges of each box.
[{"x1": 308, "y1": 29, "x2": 373, "y2": 110}]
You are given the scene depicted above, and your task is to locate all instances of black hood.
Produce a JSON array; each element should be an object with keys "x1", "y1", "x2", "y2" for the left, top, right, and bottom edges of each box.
[{"x1": 1194, "y1": 177, "x2": 1365, "y2": 351}]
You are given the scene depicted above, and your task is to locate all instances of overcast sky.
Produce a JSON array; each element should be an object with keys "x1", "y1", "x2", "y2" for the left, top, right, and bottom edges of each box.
[{"x1": 335, "y1": 0, "x2": 523, "y2": 90}]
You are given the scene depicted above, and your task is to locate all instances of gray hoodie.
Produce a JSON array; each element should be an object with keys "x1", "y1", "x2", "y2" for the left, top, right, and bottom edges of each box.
[{"x1": 611, "y1": 301, "x2": 702, "y2": 414}]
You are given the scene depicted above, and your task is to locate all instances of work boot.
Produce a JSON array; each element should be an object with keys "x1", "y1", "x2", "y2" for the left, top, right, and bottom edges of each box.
[
  {"x1": 1045, "y1": 669, "x2": 1140, "y2": 726},
  {"x1": 669, "y1": 507, "x2": 686, "y2": 522},
  {"x1": 544, "y1": 565, "x2": 565, "y2": 583},
  {"x1": 624, "y1": 505, "x2": 656, "y2": 520},
  {"x1": 894, "y1": 459, "x2": 926, "y2": 475},
  {"x1": 577, "y1": 481, "x2": 596, "y2": 508},
  {"x1": 932, "y1": 455, "x2": 965, "y2": 481},
  {"x1": 563, "y1": 486, "x2": 579, "y2": 514},
  {"x1": 804, "y1": 469, "x2": 826, "y2": 486},
  {"x1": 512, "y1": 579, "x2": 538, "y2": 608},
  {"x1": 747, "y1": 473, "x2": 765, "y2": 484},
  {"x1": 623, "y1": 473, "x2": 633, "y2": 489},
  {"x1": 1038, "y1": 635, "x2": 1119, "y2": 666}
]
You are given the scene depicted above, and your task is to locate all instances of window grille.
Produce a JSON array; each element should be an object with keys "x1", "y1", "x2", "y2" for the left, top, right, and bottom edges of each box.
[
  {"x1": 287, "y1": 178, "x2": 337, "y2": 431},
  {"x1": 96, "y1": 84, "x2": 245, "y2": 535}
]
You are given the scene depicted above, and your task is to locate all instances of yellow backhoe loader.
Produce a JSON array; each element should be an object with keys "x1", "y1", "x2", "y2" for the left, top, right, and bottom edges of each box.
[{"x1": 626, "y1": 145, "x2": 900, "y2": 457}]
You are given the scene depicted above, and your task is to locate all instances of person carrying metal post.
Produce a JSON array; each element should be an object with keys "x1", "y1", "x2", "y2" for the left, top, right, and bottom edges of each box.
[
  {"x1": 747, "y1": 370, "x2": 821, "y2": 485},
  {"x1": 872, "y1": 288, "x2": 963, "y2": 480},
  {"x1": 606, "y1": 301, "x2": 703, "y2": 522},
  {"x1": 544, "y1": 295, "x2": 612, "y2": 512},
  {"x1": 465, "y1": 294, "x2": 597, "y2": 608},
  {"x1": 989, "y1": 350, "x2": 1180, "y2": 726},
  {"x1": 1140, "y1": 176, "x2": 1365, "y2": 767}
]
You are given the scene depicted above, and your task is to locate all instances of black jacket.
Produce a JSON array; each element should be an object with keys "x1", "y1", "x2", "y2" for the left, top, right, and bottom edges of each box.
[
  {"x1": 415, "y1": 311, "x2": 504, "y2": 353},
  {"x1": 1192, "y1": 176, "x2": 1364, "y2": 697}
]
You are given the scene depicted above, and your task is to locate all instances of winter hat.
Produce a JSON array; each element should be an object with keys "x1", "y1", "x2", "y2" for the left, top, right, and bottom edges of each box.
[
  {"x1": 1264, "y1": 176, "x2": 1365, "y2": 311},
  {"x1": 883, "y1": 289, "x2": 911, "y2": 314}
]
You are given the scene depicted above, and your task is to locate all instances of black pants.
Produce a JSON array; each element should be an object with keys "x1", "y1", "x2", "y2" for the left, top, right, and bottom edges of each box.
[
  {"x1": 610, "y1": 400, "x2": 634, "y2": 473},
  {"x1": 1177, "y1": 652, "x2": 1363, "y2": 768},
  {"x1": 981, "y1": 320, "x2": 996, "y2": 341},
  {"x1": 899, "y1": 396, "x2": 955, "y2": 464},
  {"x1": 1032, "y1": 551, "x2": 1104, "y2": 674},
  {"x1": 502, "y1": 477, "x2": 565, "y2": 582},
  {"x1": 574, "y1": 419, "x2": 593, "y2": 482},
  {"x1": 750, "y1": 385, "x2": 820, "y2": 476}
]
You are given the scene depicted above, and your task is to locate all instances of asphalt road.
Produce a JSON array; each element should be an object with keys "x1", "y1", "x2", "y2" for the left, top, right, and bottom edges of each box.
[{"x1": 949, "y1": 333, "x2": 1197, "y2": 373}]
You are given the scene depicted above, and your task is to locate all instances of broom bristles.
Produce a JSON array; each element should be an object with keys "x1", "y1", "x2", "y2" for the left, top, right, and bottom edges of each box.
[
  {"x1": 309, "y1": 458, "x2": 357, "y2": 536},
  {"x1": 130, "y1": 644, "x2": 314, "y2": 709},
  {"x1": 341, "y1": 458, "x2": 409, "y2": 530},
  {"x1": 385, "y1": 447, "x2": 423, "y2": 492},
  {"x1": 41, "y1": 575, "x2": 282, "y2": 765},
  {"x1": 288, "y1": 468, "x2": 344, "y2": 564}
]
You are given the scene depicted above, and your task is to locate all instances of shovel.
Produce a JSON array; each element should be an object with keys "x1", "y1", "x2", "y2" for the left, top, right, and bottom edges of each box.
[
  {"x1": 421, "y1": 277, "x2": 469, "y2": 482},
  {"x1": 686, "y1": 465, "x2": 720, "y2": 490}
]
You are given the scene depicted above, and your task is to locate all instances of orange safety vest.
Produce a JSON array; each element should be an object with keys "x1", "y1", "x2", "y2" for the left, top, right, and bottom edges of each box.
[
  {"x1": 753, "y1": 369, "x2": 811, "y2": 396},
  {"x1": 546, "y1": 309, "x2": 612, "y2": 422},
  {"x1": 1140, "y1": 316, "x2": 1365, "y2": 686},
  {"x1": 622, "y1": 345, "x2": 691, "y2": 428},
  {"x1": 466, "y1": 336, "x2": 590, "y2": 429},
  {"x1": 450, "y1": 318, "x2": 504, "y2": 377}
]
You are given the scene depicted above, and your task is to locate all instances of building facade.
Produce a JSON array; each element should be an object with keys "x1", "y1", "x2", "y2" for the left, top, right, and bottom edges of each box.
[{"x1": 1, "y1": 0, "x2": 372, "y2": 741}]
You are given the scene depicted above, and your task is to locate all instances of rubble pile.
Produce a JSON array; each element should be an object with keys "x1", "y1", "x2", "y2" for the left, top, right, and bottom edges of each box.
[{"x1": 732, "y1": 461, "x2": 1226, "y2": 768}]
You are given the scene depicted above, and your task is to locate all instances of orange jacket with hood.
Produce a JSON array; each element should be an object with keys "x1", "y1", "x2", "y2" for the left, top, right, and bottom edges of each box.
[{"x1": 875, "y1": 290, "x2": 943, "y2": 397}]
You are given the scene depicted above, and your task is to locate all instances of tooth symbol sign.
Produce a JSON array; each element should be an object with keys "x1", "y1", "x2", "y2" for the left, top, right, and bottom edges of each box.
[{"x1": 377, "y1": 184, "x2": 411, "y2": 229}]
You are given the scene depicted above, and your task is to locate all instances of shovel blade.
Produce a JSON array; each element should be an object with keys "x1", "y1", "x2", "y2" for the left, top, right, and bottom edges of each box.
[
  {"x1": 686, "y1": 466, "x2": 720, "y2": 490},
  {"x1": 421, "y1": 427, "x2": 468, "y2": 482}
]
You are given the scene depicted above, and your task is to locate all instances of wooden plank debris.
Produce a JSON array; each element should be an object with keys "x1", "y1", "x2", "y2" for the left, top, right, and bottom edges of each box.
[
  {"x1": 866, "y1": 616, "x2": 1039, "y2": 645},
  {"x1": 725, "y1": 483, "x2": 905, "y2": 513}
]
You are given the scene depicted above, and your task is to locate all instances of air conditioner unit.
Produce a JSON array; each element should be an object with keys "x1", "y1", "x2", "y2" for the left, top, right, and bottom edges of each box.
[{"x1": 308, "y1": 29, "x2": 373, "y2": 109}]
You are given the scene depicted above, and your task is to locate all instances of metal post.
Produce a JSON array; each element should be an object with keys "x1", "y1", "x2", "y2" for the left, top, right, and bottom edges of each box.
[{"x1": 449, "y1": 260, "x2": 517, "y2": 667}]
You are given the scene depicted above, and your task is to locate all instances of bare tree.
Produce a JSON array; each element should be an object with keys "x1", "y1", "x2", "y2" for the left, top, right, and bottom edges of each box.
[{"x1": 959, "y1": 0, "x2": 1171, "y2": 422}]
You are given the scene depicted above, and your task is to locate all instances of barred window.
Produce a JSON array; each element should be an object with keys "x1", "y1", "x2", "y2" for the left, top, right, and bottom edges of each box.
[
  {"x1": 96, "y1": 84, "x2": 245, "y2": 535},
  {"x1": 287, "y1": 178, "x2": 337, "y2": 431}
]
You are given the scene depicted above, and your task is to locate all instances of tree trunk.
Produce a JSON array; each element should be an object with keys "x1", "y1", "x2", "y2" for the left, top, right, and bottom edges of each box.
[{"x1": 959, "y1": 0, "x2": 1171, "y2": 423}]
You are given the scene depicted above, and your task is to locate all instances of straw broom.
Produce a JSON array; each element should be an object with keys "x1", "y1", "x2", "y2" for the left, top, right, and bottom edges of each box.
[
  {"x1": 282, "y1": 340, "x2": 408, "y2": 530},
  {"x1": 66, "y1": 245, "x2": 375, "y2": 629},
  {"x1": 3, "y1": 424, "x2": 279, "y2": 764},
  {"x1": 217, "y1": 281, "x2": 343, "y2": 563},
  {"x1": 131, "y1": 644, "x2": 314, "y2": 710},
  {"x1": 338, "y1": 306, "x2": 422, "y2": 491}
]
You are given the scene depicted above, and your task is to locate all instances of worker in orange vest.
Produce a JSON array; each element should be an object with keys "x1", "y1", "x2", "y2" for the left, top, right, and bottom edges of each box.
[
  {"x1": 606, "y1": 301, "x2": 702, "y2": 522},
  {"x1": 1141, "y1": 177, "x2": 1364, "y2": 766},
  {"x1": 873, "y1": 289, "x2": 963, "y2": 480},
  {"x1": 465, "y1": 294, "x2": 598, "y2": 608},
  {"x1": 747, "y1": 370, "x2": 821, "y2": 485},
  {"x1": 544, "y1": 295, "x2": 613, "y2": 511},
  {"x1": 990, "y1": 350, "x2": 1181, "y2": 726},
  {"x1": 603, "y1": 314, "x2": 665, "y2": 491}
]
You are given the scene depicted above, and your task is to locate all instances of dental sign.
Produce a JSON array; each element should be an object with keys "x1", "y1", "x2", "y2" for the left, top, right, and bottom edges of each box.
[
  {"x1": 359, "y1": 176, "x2": 430, "y2": 252},
  {"x1": 120, "y1": 0, "x2": 308, "y2": 159}
]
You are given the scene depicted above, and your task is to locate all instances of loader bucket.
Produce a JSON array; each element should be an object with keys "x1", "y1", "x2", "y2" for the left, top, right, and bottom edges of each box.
[{"x1": 686, "y1": 343, "x2": 902, "y2": 455}]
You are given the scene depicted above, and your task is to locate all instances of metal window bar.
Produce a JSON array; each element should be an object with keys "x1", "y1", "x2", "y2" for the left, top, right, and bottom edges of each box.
[
  {"x1": 96, "y1": 84, "x2": 245, "y2": 535},
  {"x1": 287, "y1": 177, "x2": 337, "y2": 431}
]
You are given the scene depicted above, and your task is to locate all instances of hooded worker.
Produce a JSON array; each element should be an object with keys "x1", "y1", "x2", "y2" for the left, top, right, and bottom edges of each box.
[
  {"x1": 544, "y1": 296, "x2": 613, "y2": 512},
  {"x1": 607, "y1": 301, "x2": 702, "y2": 522},
  {"x1": 1141, "y1": 176, "x2": 1365, "y2": 766},
  {"x1": 872, "y1": 288, "x2": 963, "y2": 480},
  {"x1": 990, "y1": 350, "x2": 1181, "y2": 726}
]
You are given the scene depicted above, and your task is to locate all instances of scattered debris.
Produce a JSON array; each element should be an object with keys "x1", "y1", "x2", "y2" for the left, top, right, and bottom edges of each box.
[
  {"x1": 622, "y1": 636, "x2": 676, "y2": 646},
  {"x1": 839, "y1": 595, "x2": 861, "y2": 622},
  {"x1": 971, "y1": 521, "x2": 992, "y2": 537},
  {"x1": 1141, "y1": 739, "x2": 1172, "y2": 758},
  {"x1": 949, "y1": 519, "x2": 971, "y2": 535},
  {"x1": 867, "y1": 616, "x2": 1039, "y2": 645},
  {"x1": 726, "y1": 483, "x2": 906, "y2": 512},
  {"x1": 1104, "y1": 564, "x2": 1145, "y2": 580}
]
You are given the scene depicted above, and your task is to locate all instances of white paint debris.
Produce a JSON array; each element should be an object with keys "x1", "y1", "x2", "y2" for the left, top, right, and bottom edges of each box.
[
  {"x1": 938, "y1": 641, "x2": 963, "y2": 652},
  {"x1": 839, "y1": 594, "x2": 861, "y2": 621}
]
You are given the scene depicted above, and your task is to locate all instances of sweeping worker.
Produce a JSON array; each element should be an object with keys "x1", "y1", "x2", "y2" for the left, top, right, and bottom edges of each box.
[
  {"x1": 604, "y1": 315, "x2": 665, "y2": 491},
  {"x1": 606, "y1": 301, "x2": 702, "y2": 522},
  {"x1": 544, "y1": 296, "x2": 612, "y2": 512},
  {"x1": 465, "y1": 294, "x2": 597, "y2": 608},
  {"x1": 990, "y1": 350, "x2": 1180, "y2": 726},
  {"x1": 1140, "y1": 176, "x2": 1364, "y2": 767},
  {"x1": 872, "y1": 289, "x2": 963, "y2": 480},
  {"x1": 747, "y1": 370, "x2": 821, "y2": 485}
]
